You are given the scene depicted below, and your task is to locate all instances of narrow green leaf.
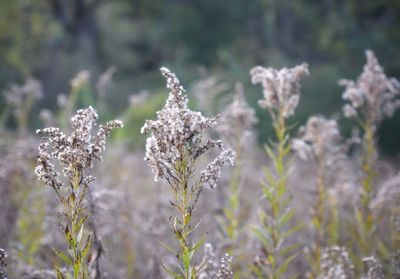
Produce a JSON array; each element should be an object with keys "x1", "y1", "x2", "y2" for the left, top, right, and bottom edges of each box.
[
  {"x1": 53, "y1": 249, "x2": 73, "y2": 266},
  {"x1": 278, "y1": 208, "x2": 295, "y2": 228},
  {"x1": 191, "y1": 234, "x2": 206, "y2": 253},
  {"x1": 81, "y1": 235, "x2": 92, "y2": 259},
  {"x1": 282, "y1": 223, "x2": 304, "y2": 239},
  {"x1": 161, "y1": 261, "x2": 183, "y2": 279},
  {"x1": 253, "y1": 227, "x2": 272, "y2": 250},
  {"x1": 157, "y1": 240, "x2": 176, "y2": 255},
  {"x1": 55, "y1": 266, "x2": 66, "y2": 279},
  {"x1": 276, "y1": 252, "x2": 300, "y2": 278},
  {"x1": 76, "y1": 215, "x2": 89, "y2": 229},
  {"x1": 64, "y1": 226, "x2": 75, "y2": 248}
]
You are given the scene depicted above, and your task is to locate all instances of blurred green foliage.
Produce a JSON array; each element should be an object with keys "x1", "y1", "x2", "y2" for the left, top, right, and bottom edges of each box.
[{"x1": 1, "y1": 0, "x2": 399, "y2": 153}]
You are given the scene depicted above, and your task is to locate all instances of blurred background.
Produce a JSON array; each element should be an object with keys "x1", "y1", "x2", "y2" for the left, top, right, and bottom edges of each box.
[{"x1": 1, "y1": 0, "x2": 400, "y2": 152}]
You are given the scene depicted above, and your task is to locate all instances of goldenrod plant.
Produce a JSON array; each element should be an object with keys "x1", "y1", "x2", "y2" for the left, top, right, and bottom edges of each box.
[
  {"x1": 215, "y1": 83, "x2": 258, "y2": 276},
  {"x1": 339, "y1": 50, "x2": 400, "y2": 258},
  {"x1": 292, "y1": 116, "x2": 346, "y2": 277},
  {"x1": 3, "y1": 78, "x2": 42, "y2": 136},
  {"x1": 249, "y1": 63, "x2": 309, "y2": 278},
  {"x1": 35, "y1": 106, "x2": 122, "y2": 278},
  {"x1": 141, "y1": 67, "x2": 236, "y2": 279}
]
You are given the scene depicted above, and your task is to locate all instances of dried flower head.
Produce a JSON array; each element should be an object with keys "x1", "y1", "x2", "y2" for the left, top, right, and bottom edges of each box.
[
  {"x1": 362, "y1": 256, "x2": 384, "y2": 279},
  {"x1": 200, "y1": 149, "x2": 236, "y2": 189},
  {"x1": 193, "y1": 76, "x2": 229, "y2": 114},
  {"x1": 371, "y1": 173, "x2": 400, "y2": 214},
  {"x1": 319, "y1": 246, "x2": 355, "y2": 279},
  {"x1": 0, "y1": 248, "x2": 7, "y2": 279},
  {"x1": 217, "y1": 254, "x2": 233, "y2": 279},
  {"x1": 199, "y1": 243, "x2": 218, "y2": 279},
  {"x1": 0, "y1": 249, "x2": 6, "y2": 268},
  {"x1": 250, "y1": 63, "x2": 309, "y2": 117},
  {"x1": 340, "y1": 50, "x2": 400, "y2": 122},
  {"x1": 35, "y1": 106, "x2": 123, "y2": 189},
  {"x1": 70, "y1": 70, "x2": 91, "y2": 89},
  {"x1": 96, "y1": 66, "x2": 117, "y2": 99},
  {"x1": 292, "y1": 116, "x2": 343, "y2": 162},
  {"x1": 216, "y1": 82, "x2": 258, "y2": 145},
  {"x1": 4, "y1": 78, "x2": 42, "y2": 108},
  {"x1": 199, "y1": 244, "x2": 234, "y2": 279},
  {"x1": 391, "y1": 251, "x2": 400, "y2": 279},
  {"x1": 39, "y1": 109, "x2": 56, "y2": 127},
  {"x1": 4, "y1": 78, "x2": 42, "y2": 134},
  {"x1": 141, "y1": 67, "x2": 235, "y2": 186}
]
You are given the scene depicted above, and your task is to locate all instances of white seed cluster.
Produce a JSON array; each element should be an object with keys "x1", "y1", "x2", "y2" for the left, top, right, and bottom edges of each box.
[
  {"x1": 250, "y1": 63, "x2": 309, "y2": 118},
  {"x1": 35, "y1": 106, "x2": 123, "y2": 189},
  {"x1": 141, "y1": 67, "x2": 235, "y2": 186},
  {"x1": 340, "y1": 50, "x2": 400, "y2": 122},
  {"x1": 318, "y1": 246, "x2": 355, "y2": 279},
  {"x1": 292, "y1": 116, "x2": 342, "y2": 162}
]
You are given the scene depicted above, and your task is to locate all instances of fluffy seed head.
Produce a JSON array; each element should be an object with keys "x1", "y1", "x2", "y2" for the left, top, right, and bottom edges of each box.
[
  {"x1": 35, "y1": 106, "x2": 122, "y2": 188},
  {"x1": 340, "y1": 50, "x2": 400, "y2": 123},
  {"x1": 216, "y1": 82, "x2": 258, "y2": 145},
  {"x1": 142, "y1": 67, "x2": 235, "y2": 186},
  {"x1": 292, "y1": 115, "x2": 342, "y2": 162},
  {"x1": 250, "y1": 63, "x2": 309, "y2": 118}
]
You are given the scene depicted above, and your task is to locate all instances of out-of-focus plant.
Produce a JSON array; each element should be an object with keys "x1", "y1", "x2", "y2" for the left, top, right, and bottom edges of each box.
[
  {"x1": 339, "y1": 50, "x2": 400, "y2": 258},
  {"x1": 141, "y1": 67, "x2": 236, "y2": 279},
  {"x1": 318, "y1": 246, "x2": 355, "y2": 279},
  {"x1": 96, "y1": 66, "x2": 117, "y2": 116},
  {"x1": 215, "y1": 82, "x2": 258, "y2": 276},
  {"x1": 198, "y1": 243, "x2": 234, "y2": 279},
  {"x1": 14, "y1": 189, "x2": 45, "y2": 266},
  {"x1": 113, "y1": 89, "x2": 156, "y2": 148},
  {"x1": 0, "y1": 249, "x2": 8, "y2": 279},
  {"x1": 0, "y1": 137, "x2": 45, "y2": 267},
  {"x1": 292, "y1": 116, "x2": 346, "y2": 277},
  {"x1": 3, "y1": 78, "x2": 42, "y2": 136},
  {"x1": 249, "y1": 63, "x2": 309, "y2": 279},
  {"x1": 58, "y1": 71, "x2": 92, "y2": 130},
  {"x1": 35, "y1": 106, "x2": 122, "y2": 278},
  {"x1": 192, "y1": 74, "x2": 229, "y2": 115},
  {"x1": 371, "y1": 174, "x2": 400, "y2": 255},
  {"x1": 362, "y1": 256, "x2": 384, "y2": 279}
]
